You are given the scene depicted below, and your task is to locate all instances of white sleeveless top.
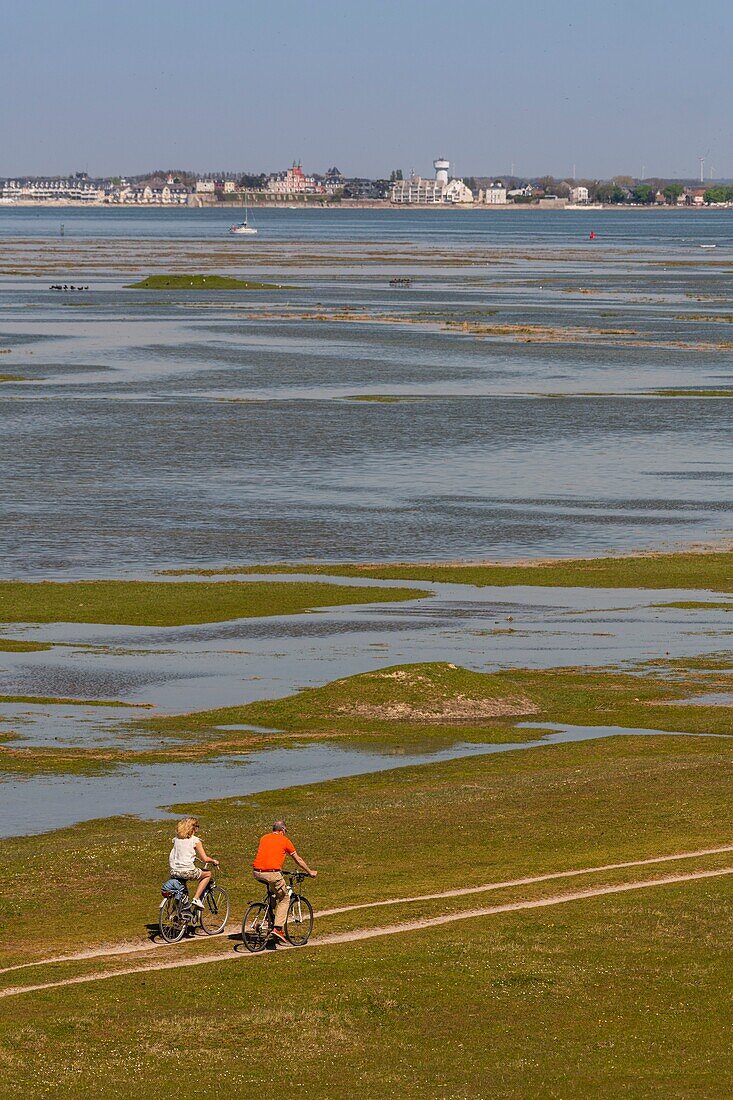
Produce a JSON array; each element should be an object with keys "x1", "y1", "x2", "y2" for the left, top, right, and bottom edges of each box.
[{"x1": 169, "y1": 835, "x2": 199, "y2": 874}]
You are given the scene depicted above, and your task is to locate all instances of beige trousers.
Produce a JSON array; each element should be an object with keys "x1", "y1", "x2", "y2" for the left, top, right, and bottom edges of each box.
[{"x1": 253, "y1": 869, "x2": 289, "y2": 926}]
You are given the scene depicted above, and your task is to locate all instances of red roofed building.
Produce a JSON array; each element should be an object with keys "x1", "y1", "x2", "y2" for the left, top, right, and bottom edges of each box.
[{"x1": 266, "y1": 163, "x2": 322, "y2": 194}]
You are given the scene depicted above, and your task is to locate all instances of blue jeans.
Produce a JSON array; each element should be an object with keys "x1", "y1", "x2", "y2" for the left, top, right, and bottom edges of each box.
[{"x1": 162, "y1": 877, "x2": 188, "y2": 901}]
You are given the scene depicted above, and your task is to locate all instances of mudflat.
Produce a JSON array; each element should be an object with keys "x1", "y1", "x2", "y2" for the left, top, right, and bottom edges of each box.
[{"x1": 2, "y1": 207, "x2": 732, "y2": 1096}]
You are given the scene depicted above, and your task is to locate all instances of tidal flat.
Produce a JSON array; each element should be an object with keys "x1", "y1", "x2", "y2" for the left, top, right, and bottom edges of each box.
[
  {"x1": 0, "y1": 207, "x2": 732, "y2": 829},
  {"x1": 2, "y1": 207, "x2": 733, "y2": 1095},
  {"x1": 2, "y1": 211, "x2": 733, "y2": 576}
]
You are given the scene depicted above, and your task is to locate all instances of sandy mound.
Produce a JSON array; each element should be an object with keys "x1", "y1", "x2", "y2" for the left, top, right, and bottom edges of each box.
[{"x1": 338, "y1": 694, "x2": 538, "y2": 723}]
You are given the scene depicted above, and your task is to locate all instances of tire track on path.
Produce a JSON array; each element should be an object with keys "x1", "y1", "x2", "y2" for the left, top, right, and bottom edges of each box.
[
  {"x1": 4, "y1": 843, "x2": 733, "y2": 979},
  {"x1": 2, "y1": 864, "x2": 733, "y2": 1001},
  {"x1": 317, "y1": 843, "x2": 733, "y2": 916}
]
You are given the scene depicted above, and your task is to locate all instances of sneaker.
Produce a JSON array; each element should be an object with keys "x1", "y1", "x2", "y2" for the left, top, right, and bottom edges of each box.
[
  {"x1": 191, "y1": 897, "x2": 205, "y2": 910},
  {"x1": 271, "y1": 927, "x2": 287, "y2": 943}
]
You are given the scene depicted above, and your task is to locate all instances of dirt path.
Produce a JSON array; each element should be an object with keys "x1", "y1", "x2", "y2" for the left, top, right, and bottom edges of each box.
[
  {"x1": 317, "y1": 843, "x2": 733, "y2": 916},
  {"x1": 3, "y1": 842, "x2": 733, "y2": 980},
  {"x1": 2, "y1": 861, "x2": 733, "y2": 1001}
]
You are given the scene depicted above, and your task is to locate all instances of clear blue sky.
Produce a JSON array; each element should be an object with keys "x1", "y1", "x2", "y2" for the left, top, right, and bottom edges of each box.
[{"x1": 2, "y1": 0, "x2": 732, "y2": 180}]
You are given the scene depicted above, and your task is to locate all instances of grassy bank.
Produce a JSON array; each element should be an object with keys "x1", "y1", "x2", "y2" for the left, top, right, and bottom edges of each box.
[
  {"x1": 169, "y1": 548, "x2": 733, "y2": 592},
  {"x1": 0, "y1": 578, "x2": 427, "y2": 627},
  {"x1": 0, "y1": 638, "x2": 52, "y2": 652},
  {"x1": 144, "y1": 657, "x2": 733, "y2": 744},
  {"x1": 651, "y1": 387, "x2": 733, "y2": 397},
  {"x1": 126, "y1": 274, "x2": 282, "y2": 290},
  {"x1": 0, "y1": 693, "x2": 140, "y2": 708},
  {"x1": 3, "y1": 728, "x2": 733, "y2": 1094},
  {"x1": 1, "y1": 656, "x2": 731, "y2": 775}
]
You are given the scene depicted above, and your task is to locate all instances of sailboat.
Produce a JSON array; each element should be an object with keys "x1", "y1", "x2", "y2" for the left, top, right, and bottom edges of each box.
[{"x1": 229, "y1": 207, "x2": 258, "y2": 235}]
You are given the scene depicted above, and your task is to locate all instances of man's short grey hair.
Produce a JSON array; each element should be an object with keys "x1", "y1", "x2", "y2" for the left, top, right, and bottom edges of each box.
[{"x1": 273, "y1": 820, "x2": 287, "y2": 832}]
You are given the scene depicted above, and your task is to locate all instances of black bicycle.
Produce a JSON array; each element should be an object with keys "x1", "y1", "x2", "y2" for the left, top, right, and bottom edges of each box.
[
  {"x1": 159, "y1": 863, "x2": 230, "y2": 944},
  {"x1": 241, "y1": 870, "x2": 314, "y2": 952}
]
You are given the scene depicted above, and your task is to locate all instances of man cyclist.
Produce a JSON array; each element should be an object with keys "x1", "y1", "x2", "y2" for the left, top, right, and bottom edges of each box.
[{"x1": 252, "y1": 820, "x2": 317, "y2": 943}]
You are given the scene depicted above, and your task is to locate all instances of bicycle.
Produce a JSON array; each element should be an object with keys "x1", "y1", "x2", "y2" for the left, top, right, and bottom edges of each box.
[
  {"x1": 158, "y1": 862, "x2": 230, "y2": 944},
  {"x1": 241, "y1": 870, "x2": 314, "y2": 952}
]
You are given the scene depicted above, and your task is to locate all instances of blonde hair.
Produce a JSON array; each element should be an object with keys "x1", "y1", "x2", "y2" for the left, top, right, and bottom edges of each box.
[{"x1": 176, "y1": 817, "x2": 199, "y2": 840}]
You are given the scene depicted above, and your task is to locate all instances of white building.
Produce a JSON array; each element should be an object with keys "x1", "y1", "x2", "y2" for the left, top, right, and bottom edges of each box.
[
  {"x1": 443, "y1": 178, "x2": 474, "y2": 204},
  {"x1": 481, "y1": 180, "x2": 507, "y2": 205},
  {"x1": 390, "y1": 176, "x2": 443, "y2": 203},
  {"x1": 195, "y1": 179, "x2": 216, "y2": 193},
  {"x1": 390, "y1": 157, "x2": 474, "y2": 205},
  {"x1": 323, "y1": 167, "x2": 345, "y2": 194},
  {"x1": 115, "y1": 184, "x2": 190, "y2": 205},
  {"x1": 569, "y1": 185, "x2": 589, "y2": 204},
  {"x1": 1, "y1": 177, "x2": 105, "y2": 202},
  {"x1": 390, "y1": 175, "x2": 474, "y2": 204},
  {"x1": 507, "y1": 184, "x2": 533, "y2": 198}
]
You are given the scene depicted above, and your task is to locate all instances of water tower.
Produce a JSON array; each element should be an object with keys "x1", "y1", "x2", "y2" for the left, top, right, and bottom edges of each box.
[{"x1": 434, "y1": 157, "x2": 450, "y2": 186}]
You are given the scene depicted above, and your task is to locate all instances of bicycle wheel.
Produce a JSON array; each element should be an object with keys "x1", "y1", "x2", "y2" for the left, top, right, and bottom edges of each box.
[
  {"x1": 200, "y1": 885, "x2": 230, "y2": 936},
  {"x1": 159, "y1": 896, "x2": 187, "y2": 944},
  {"x1": 242, "y1": 901, "x2": 272, "y2": 953},
  {"x1": 285, "y1": 894, "x2": 314, "y2": 946}
]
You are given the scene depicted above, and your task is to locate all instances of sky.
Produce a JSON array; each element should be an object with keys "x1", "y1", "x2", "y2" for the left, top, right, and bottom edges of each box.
[{"x1": 2, "y1": 0, "x2": 732, "y2": 180}]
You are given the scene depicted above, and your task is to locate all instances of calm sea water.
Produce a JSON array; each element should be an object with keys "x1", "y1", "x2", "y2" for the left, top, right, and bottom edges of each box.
[
  {"x1": 1, "y1": 206, "x2": 732, "y2": 575},
  {"x1": 2, "y1": 203, "x2": 733, "y2": 248}
]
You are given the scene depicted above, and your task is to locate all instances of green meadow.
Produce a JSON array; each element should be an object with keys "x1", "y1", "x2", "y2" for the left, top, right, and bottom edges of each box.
[
  {"x1": 0, "y1": 578, "x2": 427, "y2": 627},
  {"x1": 127, "y1": 273, "x2": 282, "y2": 290}
]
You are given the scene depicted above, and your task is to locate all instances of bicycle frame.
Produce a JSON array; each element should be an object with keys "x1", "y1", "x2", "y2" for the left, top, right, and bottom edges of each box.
[
  {"x1": 287, "y1": 889, "x2": 306, "y2": 926},
  {"x1": 242, "y1": 870, "x2": 313, "y2": 951}
]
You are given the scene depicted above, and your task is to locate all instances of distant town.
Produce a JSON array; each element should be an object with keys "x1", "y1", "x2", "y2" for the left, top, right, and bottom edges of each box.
[{"x1": 2, "y1": 158, "x2": 733, "y2": 208}]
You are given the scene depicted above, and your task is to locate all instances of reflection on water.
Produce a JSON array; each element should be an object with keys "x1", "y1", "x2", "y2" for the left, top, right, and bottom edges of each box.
[
  {"x1": 1, "y1": 721, "x2": 728, "y2": 839},
  {"x1": 678, "y1": 693, "x2": 733, "y2": 707}
]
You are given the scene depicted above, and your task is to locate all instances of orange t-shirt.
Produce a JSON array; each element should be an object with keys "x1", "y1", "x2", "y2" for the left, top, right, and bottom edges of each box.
[{"x1": 253, "y1": 832, "x2": 296, "y2": 871}]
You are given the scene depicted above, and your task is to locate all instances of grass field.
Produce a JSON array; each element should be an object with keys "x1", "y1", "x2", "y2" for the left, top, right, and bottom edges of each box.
[
  {"x1": 3, "y1": 727, "x2": 733, "y2": 965},
  {"x1": 0, "y1": 578, "x2": 427, "y2": 626},
  {"x1": 3, "y1": 881, "x2": 732, "y2": 1098}
]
